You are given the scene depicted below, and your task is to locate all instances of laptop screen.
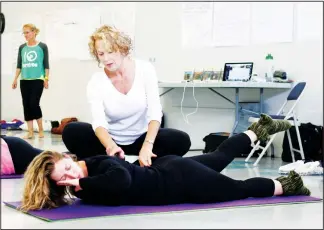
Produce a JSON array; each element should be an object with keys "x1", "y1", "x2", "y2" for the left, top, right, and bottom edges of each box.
[{"x1": 223, "y1": 62, "x2": 253, "y2": 81}]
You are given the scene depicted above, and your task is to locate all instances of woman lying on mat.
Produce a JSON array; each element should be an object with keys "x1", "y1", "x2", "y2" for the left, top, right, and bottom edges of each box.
[
  {"x1": 20, "y1": 114, "x2": 311, "y2": 211},
  {"x1": 1, "y1": 135, "x2": 42, "y2": 176}
]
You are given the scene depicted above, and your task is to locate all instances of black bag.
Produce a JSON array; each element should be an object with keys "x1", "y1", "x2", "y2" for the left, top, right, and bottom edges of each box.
[
  {"x1": 161, "y1": 112, "x2": 165, "y2": 128},
  {"x1": 281, "y1": 123, "x2": 323, "y2": 162},
  {"x1": 50, "y1": 121, "x2": 60, "y2": 128},
  {"x1": 203, "y1": 132, "x2": 230, "y2": 154},
  {"x1": 202, "y1": 132, "x2": 260, "y2": 157}
]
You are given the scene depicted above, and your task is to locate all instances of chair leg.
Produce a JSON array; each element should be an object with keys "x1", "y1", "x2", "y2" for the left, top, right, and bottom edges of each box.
[
  {"x1": 245, "y1": 140, "x2": 260, "y2": 162},
  {"x1": 287, "y1": 130, "x2": 295, "y2": 162},
  {"x1": 270, "y1": 143, "x2": 275, "y2": 158},
  {"x1": 293, "y1": 116, "x2": 305, "y2": 160},
  {"x1": 253, "y1": 134, "x2": 277, "y2": 166}
]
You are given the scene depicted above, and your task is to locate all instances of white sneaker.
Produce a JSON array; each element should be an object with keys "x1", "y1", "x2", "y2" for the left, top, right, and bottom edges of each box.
[
  {"x1": 279, "y1": 160, "x2": 304, "y2": 174},
  {"x1": 313, "y1": 166, "x2": 323, "y2": 175},
  {"x1": 295, "y1": 161, "x2": 323, "y2": 175}
]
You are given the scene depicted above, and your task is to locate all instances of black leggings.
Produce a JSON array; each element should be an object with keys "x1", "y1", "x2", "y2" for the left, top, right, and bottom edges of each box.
[
  {"x1": 1, "y1": 136, "x2": 43, "y2": 174},
  {"x1": 62, "y1": 122, "x2": 191, "y2": 160},
  {"x1": 155, "y1": 133, "x2": 275, "y2": 203},
  {"x1": 20, "y1": 79, "x2": 44, "y2": 121}
]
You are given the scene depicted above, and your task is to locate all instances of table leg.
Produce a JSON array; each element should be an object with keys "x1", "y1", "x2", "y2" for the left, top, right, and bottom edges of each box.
[
  {"x1": 159, "y1": 88, "x2": 174, "y2": 97},
  {"x1": 260, "y1": 88, "x2": 264, "y2": 113},
  {"x1": 230, "y1": 88, "x2": 239, "y2": 137}
]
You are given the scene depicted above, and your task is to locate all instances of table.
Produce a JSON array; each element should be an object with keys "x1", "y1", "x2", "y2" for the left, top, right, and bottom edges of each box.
[{"x1": 158, "y1": 81, "x2": 292, "y2": 136}]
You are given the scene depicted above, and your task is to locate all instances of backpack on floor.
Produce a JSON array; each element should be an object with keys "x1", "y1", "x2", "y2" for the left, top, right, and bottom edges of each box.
[
  {"x1": 51, "y1": 117, "x2": 78, "y2": 135},
  {"x1": 281, "y1": 123, "x2": 323, "y2": 162}
]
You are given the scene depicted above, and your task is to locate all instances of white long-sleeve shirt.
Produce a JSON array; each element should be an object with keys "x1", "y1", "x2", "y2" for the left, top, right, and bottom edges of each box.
[{"x1": 86, "y1": 59, "x2": 162, "y2": 145}]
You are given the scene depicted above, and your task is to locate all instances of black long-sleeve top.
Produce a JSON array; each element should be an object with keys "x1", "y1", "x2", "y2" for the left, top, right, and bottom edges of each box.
[{"x1": 73, "y1": 155, "x2": 185, "y2": 206}]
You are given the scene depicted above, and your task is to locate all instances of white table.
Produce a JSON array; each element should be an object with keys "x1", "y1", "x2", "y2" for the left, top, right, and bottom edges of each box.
[{"x1": 158, "y1": 81, "x2": 292, "y2": 136}]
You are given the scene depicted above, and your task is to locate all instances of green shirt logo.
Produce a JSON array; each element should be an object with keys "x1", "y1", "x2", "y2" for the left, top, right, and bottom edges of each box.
[{"x1": 20, "y1": 44, "x2": 45, "y2": 80}]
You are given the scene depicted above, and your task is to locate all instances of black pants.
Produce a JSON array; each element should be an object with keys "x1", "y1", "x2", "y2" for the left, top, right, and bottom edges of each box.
[
  {"x1": 62, "y1": 122, "x2": 191, "y2": 160},
  {"x1": 20, "y1": 80, "x2": 44, "y2": 121},
  {"x1": 1, "y1": 136, "x2": 43, "y2": 174},
  {"x1": 155, "y1": 133, "x2": 275, "y2": 204}
]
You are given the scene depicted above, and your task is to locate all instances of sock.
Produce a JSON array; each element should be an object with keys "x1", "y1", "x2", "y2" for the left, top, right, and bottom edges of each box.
[
  {"x1": 259, "y1": 113, "x2": 273, "y2": 125},
  {"x1": 248, "y1": 122, "x2": 269, "y2": 142},
  {"x1": 275, "y1": 171, "x2": 311, "y2": 196},
  {"x1": 248, "y1": 114, "x2": 292, "y2": 142},
  {"x1": 260, "y1": 114, "x2": 292, "y2": 135}
]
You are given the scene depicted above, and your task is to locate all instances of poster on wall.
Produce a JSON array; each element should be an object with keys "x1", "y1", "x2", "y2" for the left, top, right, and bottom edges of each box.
[
  {"x1": 181, "y1": 2, "x2": 213, "y2": 48},
  {"x1": 100, "y1": 2, "x2": 136, "y2": 55},
  {"x1": 212, "y1": 2, "x2": 250, "y2": 47},
  {"x1": 44, "y1": 7, "x2": 101, "y2": 61},
  {"x1": 251, "y1": 2, "x2": 294, "y2": 44},
  {"x1": 181, "y1": 2, "x2": 296, "y2": 47},
  {"x1": 1, "y1": 32, "x2": 14, "y2": 75},
  {"x1": 296, "y1": 2, "x2": 323, "y2": 42}
]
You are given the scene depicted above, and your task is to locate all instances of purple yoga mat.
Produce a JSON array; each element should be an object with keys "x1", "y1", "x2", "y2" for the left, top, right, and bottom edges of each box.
[
  {"x1": 3, "y1": 196, "x2": 322, "y2": 222},
  {"x1": 0, "y1": 174, "x2": 23, "y2": 179}
]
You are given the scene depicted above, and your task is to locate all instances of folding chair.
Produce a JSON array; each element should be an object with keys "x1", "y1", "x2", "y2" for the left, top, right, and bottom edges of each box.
[{"x1": 245, "y1": 82, "x2": 307, "y2": 166}]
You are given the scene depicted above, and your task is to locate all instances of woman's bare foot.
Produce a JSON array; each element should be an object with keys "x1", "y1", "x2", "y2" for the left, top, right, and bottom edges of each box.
[
  {"x1": 24, "y1": 132, "x2": 34, "y2": 139},
  {"x1": 38, "y1": 131, "x2": 44, "y2": 138}
]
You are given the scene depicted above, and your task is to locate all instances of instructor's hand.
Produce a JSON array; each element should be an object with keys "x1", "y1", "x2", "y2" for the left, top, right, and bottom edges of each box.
[
  {"x1": 139, "y1": 146, "x2": 157, "y2": 167},
  {"x1": 106, "y1": 145, "x2": 125, "y2": 159}
]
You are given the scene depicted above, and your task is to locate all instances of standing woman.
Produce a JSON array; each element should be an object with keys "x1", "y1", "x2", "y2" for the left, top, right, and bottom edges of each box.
[{"x1": 12, "y1": 24, "x2": 50, "y2": 139}]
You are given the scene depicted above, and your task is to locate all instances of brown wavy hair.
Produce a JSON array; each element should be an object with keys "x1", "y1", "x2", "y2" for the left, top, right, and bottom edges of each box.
[
  {"x1": 20, "y1": 151, "x2": 77, "y2": 212},
  {"x1": 88, "y1": 25, "x2": 133, "y2": 66}
]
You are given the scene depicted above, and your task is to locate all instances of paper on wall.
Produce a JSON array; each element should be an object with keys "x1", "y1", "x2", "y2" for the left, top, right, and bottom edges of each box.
[
  {"x1": 212, "y1": 2, "x2": 250, "y2": 47},
  {"x1": 251, "y1": 2, "x2": 294, "y2": 44},
  {"x1": 1, "y1": 30, "x2": 26, "y2": 75},
  {"x1": 296, "y1": 2, "x2": 323, "y2": 41},
  {"x1": 181, "y1": 2, "x2": 213, "y2": 48},
  {"x1": 1, "y1": 32, "x2": 14, "y2": 75},
  {"x1": 101, "y1": 3, "x2": 136, "y2": 45},
  {"x1": 44, "y1": 7, "x2": 101, "y2": 61}
]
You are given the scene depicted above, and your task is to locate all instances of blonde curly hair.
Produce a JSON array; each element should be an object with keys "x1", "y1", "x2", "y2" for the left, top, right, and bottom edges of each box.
[
  {"x1": 20, "y1": 151, "x2": 76, "y2": 212},
  {"x1": 88, "y1": 25, "x2": 132, "y2": 65},
  {"x1": 23, "y1": 23, "x2": 40, "y2": 36}
]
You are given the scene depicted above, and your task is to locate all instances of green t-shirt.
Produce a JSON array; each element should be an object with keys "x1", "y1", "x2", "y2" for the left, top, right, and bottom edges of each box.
[{"x1": 16, "y1": 42, "x2": 50, "y2": 80}]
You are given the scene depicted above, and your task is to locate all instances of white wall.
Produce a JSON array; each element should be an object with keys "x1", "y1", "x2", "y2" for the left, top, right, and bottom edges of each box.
[{"x1": 1, "y1": 2, "x2": 323, "y2": 150}]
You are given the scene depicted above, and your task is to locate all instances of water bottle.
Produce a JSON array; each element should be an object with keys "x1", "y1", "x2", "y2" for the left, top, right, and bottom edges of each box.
[{"x1": 265, "y1": 53, "x2": 274, "y2": 82}]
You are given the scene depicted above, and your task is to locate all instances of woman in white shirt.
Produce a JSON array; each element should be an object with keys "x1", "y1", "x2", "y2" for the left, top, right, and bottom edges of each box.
[{"x1": 62, "y1": 25, "x2": 191, "y2": 167}]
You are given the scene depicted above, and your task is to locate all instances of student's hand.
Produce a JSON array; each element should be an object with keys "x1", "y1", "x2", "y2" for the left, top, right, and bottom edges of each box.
[
  {"x1": 44, "y1": 80, "x2": 49, "y2": 89},
  {"x1": 139, "y1": 146, "x2": 157, "y2": 167},
  {"x1": 57, "y1": 179, "x2": 82, "y2": 192},
  {"x1": 106, "y1": 145, "x2": 125, "y2": 159},
  {"x1": 12, "y1": 79, "x2": 17, "y2": 89}
]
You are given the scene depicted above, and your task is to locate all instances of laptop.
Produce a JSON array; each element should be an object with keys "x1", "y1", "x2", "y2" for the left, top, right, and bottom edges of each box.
[{"x1": 223, "y1": 62, "x2": 253, "y2": 81}]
